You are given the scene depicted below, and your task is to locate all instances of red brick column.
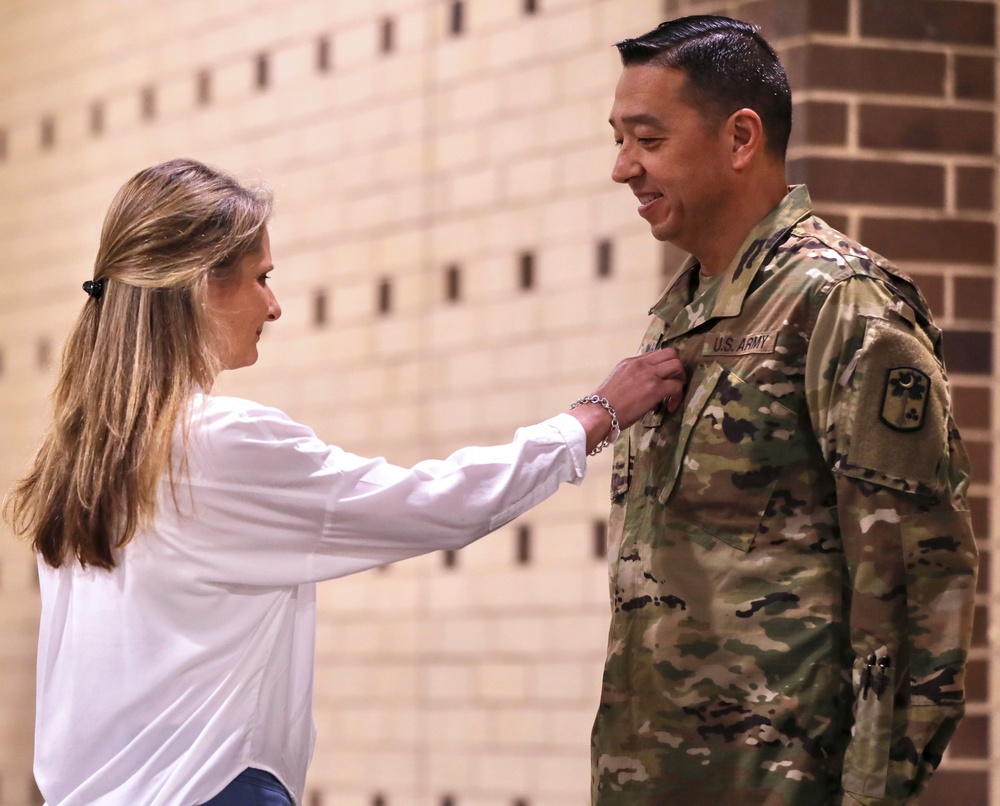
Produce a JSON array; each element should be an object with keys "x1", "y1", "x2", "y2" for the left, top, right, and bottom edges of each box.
[{"x1": 678, "y1": 0, "x2": 996, "y2": 801}]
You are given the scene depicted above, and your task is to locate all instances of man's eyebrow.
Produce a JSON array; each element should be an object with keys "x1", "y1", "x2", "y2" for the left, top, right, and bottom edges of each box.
[{"x1": 609, "y1": 112, "x2": 665, "y2": 128}]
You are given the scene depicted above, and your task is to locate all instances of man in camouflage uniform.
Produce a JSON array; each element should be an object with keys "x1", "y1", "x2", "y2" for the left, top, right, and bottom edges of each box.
[{"x1": 593, "y1": 16, "x2": 978, "y2": 805}]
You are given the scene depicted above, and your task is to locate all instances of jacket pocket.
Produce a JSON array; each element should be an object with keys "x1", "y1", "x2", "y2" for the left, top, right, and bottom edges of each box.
[
  {"x1": 656, "y1": 362, "x2": 796, "y2": 552},
  {"x1": 843, "y1": 645, "x2": 895, "y2": 798},
  {"x1": 901, "y1": 509, "x2": 976, "y2": 704}
]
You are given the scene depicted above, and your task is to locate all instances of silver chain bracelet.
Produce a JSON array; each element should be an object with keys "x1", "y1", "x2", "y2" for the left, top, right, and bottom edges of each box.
[{"x1": 570, "y1": 395, "x2": 621, "y2": 455}]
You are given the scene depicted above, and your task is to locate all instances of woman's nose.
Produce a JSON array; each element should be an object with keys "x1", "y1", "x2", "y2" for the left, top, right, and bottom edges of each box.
[{"x1": 267, "y1": 289, "x2": 281, "y2": 321}]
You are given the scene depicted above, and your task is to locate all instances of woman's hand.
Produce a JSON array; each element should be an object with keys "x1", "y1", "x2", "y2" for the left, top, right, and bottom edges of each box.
[{"x1": 568, "y1": 349, "x2": 685, "y2": 455}]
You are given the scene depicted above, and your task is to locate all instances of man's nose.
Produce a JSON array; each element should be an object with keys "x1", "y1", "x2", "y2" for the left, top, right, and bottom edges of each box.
[{"x1": 612, "y1": 144, "x2": 642, "y2": 184}]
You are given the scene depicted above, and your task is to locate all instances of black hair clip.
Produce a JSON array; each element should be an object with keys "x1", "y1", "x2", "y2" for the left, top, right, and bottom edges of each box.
[{"x1": 82, "y1": 279, "x2": 105, "y2": 299}]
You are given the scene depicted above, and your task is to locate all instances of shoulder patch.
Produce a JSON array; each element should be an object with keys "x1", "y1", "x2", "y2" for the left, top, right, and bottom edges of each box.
[
  {"x1": 840, "y1": 317, "x2": 949, "y2": 493},
  {"x1": 880, "y1": 367, "x2": 930, "y2": 432}
]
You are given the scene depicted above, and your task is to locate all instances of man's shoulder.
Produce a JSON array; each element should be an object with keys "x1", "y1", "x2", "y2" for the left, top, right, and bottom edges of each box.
[
  {"x1": 773, "y1": 214, "x2": 931, "y2": 311},
  {"x1": 782, "y1": 215, "x2": 888, "y2": 277}
]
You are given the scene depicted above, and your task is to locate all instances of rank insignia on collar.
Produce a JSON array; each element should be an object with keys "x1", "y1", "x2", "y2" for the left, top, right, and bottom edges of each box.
[{"x1": 880, "y1": 367, "x2": 930, "y2": 432}]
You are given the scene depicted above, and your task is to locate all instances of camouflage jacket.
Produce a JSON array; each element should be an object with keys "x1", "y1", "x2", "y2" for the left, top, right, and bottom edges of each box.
[{"x1": 591, "y1": 186, "x2": 978, "y2": 806}]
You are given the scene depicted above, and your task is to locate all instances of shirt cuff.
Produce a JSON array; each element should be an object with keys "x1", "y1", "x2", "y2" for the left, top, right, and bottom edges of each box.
[{"x1": 549, "y1": 412, "x2": 588, "y2": 483}]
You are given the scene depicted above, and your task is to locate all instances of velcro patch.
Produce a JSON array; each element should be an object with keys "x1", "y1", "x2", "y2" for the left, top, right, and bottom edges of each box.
[
  {"x1": 880, "y1": 367, "x2": 930, "y2": 432},
  {"x1": 703, "y1": 331, "x2": 777, "y2": 357},
  {"x1": 842, "y1": 316, "x2": 947, "y2": 492}
]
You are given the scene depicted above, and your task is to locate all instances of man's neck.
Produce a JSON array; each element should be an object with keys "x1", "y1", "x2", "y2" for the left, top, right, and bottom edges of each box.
[{"x1": 696, "y1": 172, "x2": 789, "y2": 277}]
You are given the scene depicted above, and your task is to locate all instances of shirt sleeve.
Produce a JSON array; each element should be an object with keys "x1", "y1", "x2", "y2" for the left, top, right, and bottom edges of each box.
[
  {"x1": 806, "y1": 278, "x2": 978, "y2": 805},
  {"x1": 173, "y1": 399, "x2": 587, "y2": 586}
]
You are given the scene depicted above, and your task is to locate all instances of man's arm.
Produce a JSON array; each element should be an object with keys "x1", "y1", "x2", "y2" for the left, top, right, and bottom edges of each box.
[{"x1": 806, "y1": 277, "x2": 978, "y2": 805}]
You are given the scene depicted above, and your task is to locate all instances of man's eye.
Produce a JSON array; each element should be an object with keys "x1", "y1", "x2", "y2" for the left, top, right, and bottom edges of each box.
[{"x1": 613, "y1": 139, "x2": 623, "y2": 148}]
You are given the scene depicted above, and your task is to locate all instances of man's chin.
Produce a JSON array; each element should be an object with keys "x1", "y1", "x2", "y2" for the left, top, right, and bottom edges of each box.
[{"x1": 648, "y1": 222, "x2": 675, "y2": 243}]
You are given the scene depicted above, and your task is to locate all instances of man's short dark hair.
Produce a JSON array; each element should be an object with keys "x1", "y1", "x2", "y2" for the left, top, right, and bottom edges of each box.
[{"x1": 616, "y1": 16, "x2": 792, "y2": 160}]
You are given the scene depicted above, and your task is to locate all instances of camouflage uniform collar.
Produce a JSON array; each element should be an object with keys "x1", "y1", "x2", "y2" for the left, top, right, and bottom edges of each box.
[{"x1": 650, "y1": 185, "x2": 812, "y2": 325}]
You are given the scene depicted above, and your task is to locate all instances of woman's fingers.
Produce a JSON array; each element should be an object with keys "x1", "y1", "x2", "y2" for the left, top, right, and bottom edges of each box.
[
  {"x1": 664, "y1": 379, "x2": 685, "y2": 413},
  {"x1": 589, "y1": 349, "x2": 687, "y2": 429}
]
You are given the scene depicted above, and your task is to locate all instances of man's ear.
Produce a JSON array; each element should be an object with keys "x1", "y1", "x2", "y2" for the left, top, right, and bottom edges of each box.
[{"x1": 728, "y1": 108, "x2": 765, "y2": 171}]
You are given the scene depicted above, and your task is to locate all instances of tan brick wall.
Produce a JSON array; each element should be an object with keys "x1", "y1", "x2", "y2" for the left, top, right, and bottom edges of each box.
[{"x1": 0, "y1": 1, "x2": 996, "y2": 805}]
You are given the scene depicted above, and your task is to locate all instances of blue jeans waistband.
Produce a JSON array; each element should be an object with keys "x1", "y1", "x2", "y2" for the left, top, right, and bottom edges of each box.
[{"x1": 200, "y1": 768, "x2": 292, "y2": 805}]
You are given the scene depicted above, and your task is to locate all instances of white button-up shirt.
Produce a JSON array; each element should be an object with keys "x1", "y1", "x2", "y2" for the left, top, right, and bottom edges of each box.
[{"x1": 34, "y1": 394, "x2": 586, "y2": 805}]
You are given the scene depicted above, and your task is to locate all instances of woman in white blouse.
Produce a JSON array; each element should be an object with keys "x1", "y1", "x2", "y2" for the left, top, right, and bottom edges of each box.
[{"x1": 5, "y1": 159, "x2": 684, "y2": 806}]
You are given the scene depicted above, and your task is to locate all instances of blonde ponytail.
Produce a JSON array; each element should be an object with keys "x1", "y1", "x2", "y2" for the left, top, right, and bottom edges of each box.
[{"x1": 4, "y1": 159, "x2": 272, "y2": 568}]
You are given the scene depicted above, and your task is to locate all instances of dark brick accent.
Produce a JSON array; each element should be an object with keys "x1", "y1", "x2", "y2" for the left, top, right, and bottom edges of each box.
[
  {"x1": 956, "y1": 166, "x2": 994, "y2": 211},
  {"x1": 910, "y1": 272, "x2": 944, "y2": 316},
  {"x1": 861, "y1": 218, "x2": 995, "y2": 264},
  {"x1": 813, "y1": 210, "x2": 850, "y2": 234},
  {"x1": 956, "y1": 55, "x2": 996, "y2": 101},
  {"x1": 920, "y1": 770, "x2": 989, "y2": 805},
  {"x1": 972, "y1": 604, "x2": 989, "y2": 647},
  {"x1": 969, "y1": 496, "x2": 990, "y2": 543},
  {"x1": 954, "y1": 276, "x2": 995, "y2": 321},
  {"x1": 952, "y1": 384, "x2": 991, "y2": 430},
  {"x1": 859, "y1": 105, "x2": 994, "y2": 155},
  {"x1": 860, "y1": 0, "x2": 996, "y2": 47},
  {"x1": 790, "y1": 101, "x2": 848, "y2": 147},
  {"x1": 909, "y1": 272, "x2": 944, "y2": 315},
  {"x1": 783, "y1": 44, "x2": 946, "y2": 96},
  {"x1": 948, "y1": 715, "x2": 989, "y2": 758},
  {"x1": 964, "y1": 659, "x2": 989, "y2": 703},
  {"x1": 941, "y1": 329, "x2": 994, "y2": 375},
  {"x1": 965, "y1": 439, "x2": 992, "y2": 483},
  {"x1": 739, "y1": 0, "x2": 849, "y2": 39},
  {"x1": 789, "y1": 157, "x2": 944, "y2": 207},
  {"x1": 804, "y1": 0, "x2": 850, "y2": 33}
]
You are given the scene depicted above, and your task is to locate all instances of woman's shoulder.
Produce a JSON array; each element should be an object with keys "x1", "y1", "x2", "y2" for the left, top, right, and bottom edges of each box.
[
  {"x1": 186, "y1": 394, "x2": 323, "y2": 455},
  {"x1": 191, "y1": 393, "x2": 289, "y2": 423}
]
